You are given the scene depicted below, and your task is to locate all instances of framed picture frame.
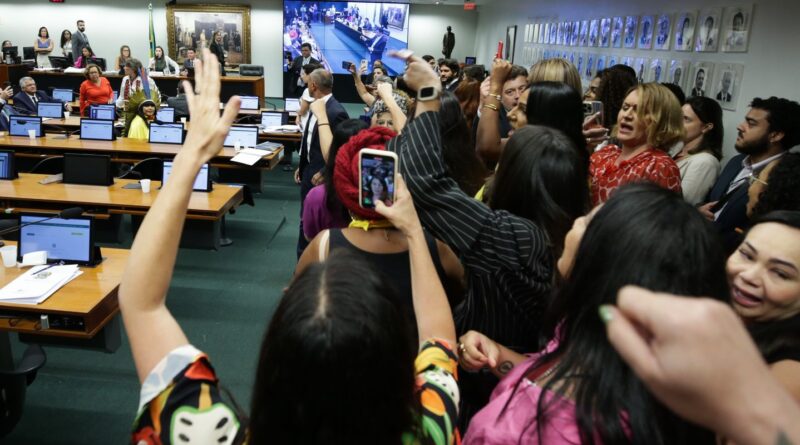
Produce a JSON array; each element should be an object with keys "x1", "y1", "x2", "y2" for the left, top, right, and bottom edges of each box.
[
  {"x1": 599, "y1": 18, "x2": 612, "y2": 47},
  {"x1": 611, "y1": 17, "x2": 624, "y2": 48},
  {"x1": 506, "y1": 25, "x2": 518, "y2": 62},
  {"x1": 689, "y1": 61, "x2": 716, "y2": 98},
  {"x1": 624, "y1": 16, "x2": 638, "y2": 49},
  {"x1": 166, "y1": 4, "x2": 251, "y2": 65},
  {"x1": 673, "y1": 12, "x2": 697, "y2": 51},
  {"x1": 638, "y1": 15, "x2": 654, "y2": 49},
  {"x1": 721, "y1": 5, "x2": 754, "y2": 52},
  {"x1": 654, "y1": 14, "x2": 672, "y2": 50},
  {"x1": 713, "y1": 63, "x2": 745, "y2": 110},
  {"x1": 696, "y1": 8, "x2": 722, "y2": 52}
]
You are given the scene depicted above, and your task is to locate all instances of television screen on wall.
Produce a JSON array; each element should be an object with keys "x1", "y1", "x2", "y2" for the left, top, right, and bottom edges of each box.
[{"x1": 283, "y1": 1, "x2": 410, "y2": 76}]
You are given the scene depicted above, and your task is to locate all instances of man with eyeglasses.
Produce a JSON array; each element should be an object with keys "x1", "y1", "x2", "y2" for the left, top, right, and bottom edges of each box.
[{"x1": 698, "y1": 96, "x2": 800, "y2": 252}]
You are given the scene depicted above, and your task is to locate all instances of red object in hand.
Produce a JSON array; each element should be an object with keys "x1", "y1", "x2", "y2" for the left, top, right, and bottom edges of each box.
[{"x1": 496, "y1": 41, "x2": 504, "y2": 60}]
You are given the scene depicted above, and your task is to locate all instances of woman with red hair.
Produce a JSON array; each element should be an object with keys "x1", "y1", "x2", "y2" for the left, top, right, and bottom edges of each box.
[{"x1": 296, "y1": 126, "x2": 464, "y2": 343}]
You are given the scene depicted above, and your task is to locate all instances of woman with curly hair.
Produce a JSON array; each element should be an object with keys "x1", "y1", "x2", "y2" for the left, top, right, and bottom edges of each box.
[{"x1": 747, "y1": 152, "x2": 800, "y2": 219}]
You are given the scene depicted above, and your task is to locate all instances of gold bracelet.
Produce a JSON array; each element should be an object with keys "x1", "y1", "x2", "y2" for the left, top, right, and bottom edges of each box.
[
  {"x1": 482, "y1": 103, "x2": 499, "y2": 112},
  {"x1": 488, "y1": 93, "x2": 502, "y2": 101}
]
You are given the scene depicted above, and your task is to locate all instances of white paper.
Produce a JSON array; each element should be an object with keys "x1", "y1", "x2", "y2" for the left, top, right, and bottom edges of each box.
[
  {"x1": 231, "y1": 148, "x2": 273, "y2": 166},
  {"x1": 0, "y1": 264, "x2": 82, "y2": 304}
]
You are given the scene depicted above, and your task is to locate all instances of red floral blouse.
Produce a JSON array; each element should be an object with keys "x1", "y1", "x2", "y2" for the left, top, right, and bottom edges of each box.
[{"x1": 589, "y1": 144, "x2": 682, "y2": 206}]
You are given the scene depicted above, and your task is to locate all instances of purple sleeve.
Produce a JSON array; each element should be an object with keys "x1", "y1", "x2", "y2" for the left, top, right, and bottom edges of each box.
[{"x1": 303, "y1": 185, "x2": 328, "y2": 240}]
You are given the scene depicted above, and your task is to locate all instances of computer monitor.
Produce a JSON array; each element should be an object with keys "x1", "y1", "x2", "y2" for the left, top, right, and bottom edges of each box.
[
  {"x1": 2, "y1": 46, "x2": 18, "y2": 61},
  {"x1": 284, "y1": 98, "x2": 300, "y2": 112},
  {"x1": 9, "y1": 115, "x2": 42, "y2": 137},
  {"x1": 37, "y1": 101, "x2": 63, "y2": 119},
  {"x1": 79, "y1": 118, "x2": 116, "y2": 141},
  {"x1": 89, "y1": 104, "x2": 116, "y2": 121},
  {"x1": 52, "y1": 88, "x2": 73, "y2": 102},
  {"x1": 48, "y1": 56, "x2": 71, "y2": 70},
  {"x1": 0, "y1": 150, "x2": 18, "y2": 179},
  {"x1": 465, "y1": 56, "x2": 477, "y2": 65},
  {"x1": 156, "y1": 107, "x2": 175, "y2": 123},
  {"x1": 63, "y1": 153, "x2": 114, "y2": 186},
  {"x1": 223, "y1": 125, "x2": 259, "y2": 147},
  {"x1": 149, "y1": 122, "x2": 184, "y2": 145},
  {"x1": 239, "y1": 96, "x2": 260, "y2": 110},
  {"x1": 260, "y1": 111, "x2": 288, "y2": 127},
  {"x1": 18, "y1": 213, "x2": 99, "y2": 265},
  {"x1": 91, "y1": 57, "x2": 107, "y2": 71},
  {"x1": 162, "y1": 161, "x2": 212, "y2": 192}
]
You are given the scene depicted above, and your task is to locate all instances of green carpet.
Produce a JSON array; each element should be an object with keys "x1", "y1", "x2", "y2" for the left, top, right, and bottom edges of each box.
[{"x1": 5, "y1": 165, "x2": 301, "y2": 444}]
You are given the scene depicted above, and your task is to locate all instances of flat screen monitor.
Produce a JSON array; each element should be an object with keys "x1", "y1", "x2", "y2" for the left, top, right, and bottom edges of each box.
[
  {"x1": 18, "y1": 213, "x2": 97, "y2": 265},
  {"x1": 465, "y1": 56, "x2": 477, "y2": 65},
  {"x1": 156, "y1": 107, "x2": 175, "y2": 122},
  {"x1": 284, "y1": 98, "x2": 300, "y2": 112},
  {"x1": 239, "y1": 96, "x2": 260, "y2": 110},
  {"x1": 92, "y1": 58, "x2": 107, "y2": 71},
  {"x1": 282, "y1": 2, "x2": 410, "y2": 76},
  {"x1": 37, "y1": 102, "x2": 63, "y2": 119},
  {"x1": 79, "y1": 118, "x2": 115, "y2": 141},
  {"x1": 223, "y1": 125, "x2": 259, "y2": 148},
  {"x1": 51, "y1": 88, "x2": 73, "y2": 102},
  {"x1": 89, "y1": 104, "x2": 116, "y2": 121},
  {"x1": 149, "y1": 122, "x2": 184, "y2": 145},
  {"x1": 162, "y1": 161, "x2": 212, "y2": 192},
  {"x1": 2, "y1": 46, "x2": 18, "y2": 60},
  {"x1": 48, "y1": 56, "x2": 71, "y2": 69},
  {"x1": 261, "y1": 111, "x2": 288, "y2": 127},
  {"x1": 0, "y1": 150, "x2": 17, "y2": 179},
  {"x1": 63, "y1": 153, "x2": 113, "y2": 186},
  {"x1": 9, "y1": 116, "x2": 42, "y2": 137}
]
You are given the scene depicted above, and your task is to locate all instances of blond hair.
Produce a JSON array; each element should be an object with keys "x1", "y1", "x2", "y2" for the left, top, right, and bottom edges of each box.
[
  {"x1": 528, "y1": 59, "x2": 582, "y2": 95},
  {"x1": 631, "y1": 83, "x2": 685, "y2": 151}
]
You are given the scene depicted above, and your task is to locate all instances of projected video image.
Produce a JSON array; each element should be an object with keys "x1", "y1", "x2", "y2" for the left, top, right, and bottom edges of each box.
[{"x1": 283, "y1": 1, "x2": 409, "y2": 76}]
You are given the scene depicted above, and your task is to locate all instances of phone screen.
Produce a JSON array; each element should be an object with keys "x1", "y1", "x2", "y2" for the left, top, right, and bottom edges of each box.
[
  {"x1": 360, "y1": 152, "x2": 396, "y2": 208},
  {"x1": 342, "y1": 61, "x2": 353, "y2": 70}
]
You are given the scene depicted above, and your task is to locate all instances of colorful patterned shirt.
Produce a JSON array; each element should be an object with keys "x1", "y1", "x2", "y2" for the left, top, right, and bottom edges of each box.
[
  {"x1": 131, "y1": 340, "x2": 460, "y2": 445},
  {"x1": 589, "y1": 144, "x2": 682, "y2": 206}
]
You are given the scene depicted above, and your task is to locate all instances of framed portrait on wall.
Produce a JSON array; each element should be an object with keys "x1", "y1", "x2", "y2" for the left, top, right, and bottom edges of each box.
[
  {"x1": 608, "y1": 54, "x2": 619, "y2": 67},
  {"x1": 506, "y1": 25, "x2": 518, "y2": 62},
  {"x1": 571, "y1": 20, "x2": 580, "y2": 46},
  {"x1": 673, "y1": 12, "x2": 696, "y2": 51},
  {"x1": 634, "y1": 57, "x2": 650, "y2": 83},
  {"x1": 721, "y1": 5, "x2": 753, "y2": 52},
  {"x1": 576, "y1": 52, "x2": 585, "y2": 75},
  {"x1": 596, "y1": 55, "x2": 607, "y2": 74},
  {"x1": 599, "y1": 18, "x2": 611, "y2": 47},
  {"x1": 649, "y1": 58, "x2": 665, "y2": 82},
  {"x1": 713, "y1": 63, "x2": 745, "y2": 110},
  {"x1": 669, "y1": 59, "x2": 690, "y2": 90},
  {"x1": 689, "y1": 61, "x2": 716, "y2": 97},
  {"x1": 549, "y1": 21, "x2": 558, "y2": 44},
  {"x1": 621, "y1": 56, "x2": 633, "y2": 67},
  {"x1": 588, "y1": 19, "x2": 599, "y2": 47},
  {"x1": 611, "y1": 17, "x2": 624, "y2": 48},
  {"x1": 537, "y1": 23, "x2": 545, "y2": 44},
  {"x1": 556, "y1": 22, "x2": 564, "y2": 46},
  {"x1": 696, "y1": 8, "x2": 722, "y2": 52},
  {"x1": 623, "y1": 16, "x2": 638, "y2": 49},
  {"x1": 166, "y1": 4, "x2": 251, "y2": 65},
  {"x1": 654, "y1": 14, "x2": 672, "y2": 50},
  {"x1": 584, "y1": 53, "x2": 595, "y2": 79},
  {"x1": 579, "y1": 20, "x2": 590, "y2": 46},
  {"x1": 638, "y1": 15, "x2": 654, "y2": 49}
]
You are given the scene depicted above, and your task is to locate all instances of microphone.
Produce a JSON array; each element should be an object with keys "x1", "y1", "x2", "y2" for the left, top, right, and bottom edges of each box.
[{"x1": 0, "y1": 207, "x2": 85, "y2": 243}]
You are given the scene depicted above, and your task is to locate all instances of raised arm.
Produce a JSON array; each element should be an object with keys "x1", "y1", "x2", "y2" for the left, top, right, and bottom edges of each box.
[
  {"x1": 475, "y1": 60, "x2": 512, "y2": 165},
  {"x1": 375, "y1": 82, "x2": 407, "y2": 132},
  {"x1": 309, "y1": 99, "x2": 333, "y2": 162},
  {"x1": 350, "y1": 64, "x2": 375, "y2": 107},
  {"x1": 118, "y1": 49, "x2": 240, "y2": 383},
  {"x1": 375, "y1": 175, "x2": 455, "y2": 346}
]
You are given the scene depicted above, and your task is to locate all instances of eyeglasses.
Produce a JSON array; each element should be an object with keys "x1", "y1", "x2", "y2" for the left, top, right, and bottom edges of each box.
[{"x1": 747, "y1": 173, "x2": 768, "y2": 186}]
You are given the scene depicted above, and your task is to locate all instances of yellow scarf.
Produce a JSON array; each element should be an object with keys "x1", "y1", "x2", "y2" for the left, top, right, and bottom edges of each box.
[{"x1": 348, "y1": 216, "x2": 394, "y2": 231}]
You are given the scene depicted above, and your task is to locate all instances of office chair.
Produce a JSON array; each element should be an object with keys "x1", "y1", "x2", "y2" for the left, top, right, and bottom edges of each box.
[
  {"x1": 0, "y1": 343, "x2": 46, "y2": 437},
  {"x1": 27, "y1": 156, "x2": 64, "y2": 174},
  {"x1": 118, "y1": 157, "x2": 163, "y2": 181},
  {"x1": 22, "y1": 47, "x2": 35, "y2": 62},
  {"x1": 238, "y1": 64, "x2": 264, "y2": 76}
]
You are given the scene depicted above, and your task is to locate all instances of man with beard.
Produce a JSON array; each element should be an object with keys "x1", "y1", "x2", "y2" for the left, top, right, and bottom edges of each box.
[
  {"x1": 438, "y1": 58, "x2": 461, "y2": 92},
  {"x1": 699, "y1": 97, "x2": 800, "y2": 252}
]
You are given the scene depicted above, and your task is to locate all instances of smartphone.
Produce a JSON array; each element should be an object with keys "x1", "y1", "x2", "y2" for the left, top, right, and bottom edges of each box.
[
  {"x1": 360, "y1": 59, "x2": 368, "y2": 71},
  {"x1": 582, "y1": 101, "x2": 603, "y2": 123},
  {"x1": 358, "y1": 149, "x2": 398, "y2": 209},
  {"x1": 495, "y1": 41, "x2": 504, "y2": 59},
  {"x1": 342, "y1": 60, "x2": 354, "y2": 70}
]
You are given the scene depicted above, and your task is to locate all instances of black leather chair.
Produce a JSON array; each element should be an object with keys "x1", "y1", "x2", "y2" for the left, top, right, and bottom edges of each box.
[
  {"x1": 0, "y1": 343, "x2": 46, "y2": 438},
  {"x1": 239, "y1": 64, "x2": 264, "y2": 76},
  {"x1": 28, "y1": 156, "x2": 64, "y2": 174},
  {"x1": 22, "y1": 47, "x2": 35, "y2": 62}
]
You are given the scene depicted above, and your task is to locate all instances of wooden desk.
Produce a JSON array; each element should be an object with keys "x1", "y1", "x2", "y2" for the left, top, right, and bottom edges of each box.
[
  {"x1": 29, "y1": 71, "x2": 264, "y2": 104},
  {"x1": 0, "y1": 243, "x2": 127, "y2": 339},
  {"x1": 0, "y1": 133, "x2": 285, "y2": 171}
]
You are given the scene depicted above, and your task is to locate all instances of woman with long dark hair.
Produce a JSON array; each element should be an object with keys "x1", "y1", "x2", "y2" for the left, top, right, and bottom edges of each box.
[
  {"x1": 209, "y1": 30, "x2": 226, "y2": 76},
  {"x1": 440, "y1": 90, "x2": 489, "y2": 196},
  {"x1": 462, "y1": 184, "x2": 728, "y2": 443},
  {"x1": 124, "y1": 50, "x2": 462, "y2": 444},
  {"x1": 675, "y1": 96, "x2": 723, "y2": 205},
  {"x1": 59, "y1": 30, "x2": 72, "y2": 59}
]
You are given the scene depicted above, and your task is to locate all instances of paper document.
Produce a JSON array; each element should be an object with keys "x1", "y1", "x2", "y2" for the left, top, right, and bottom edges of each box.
[
  {"x1": 0, "y1": 264, "x2": 83, "y2": 305},
  {"x1": 231, "y1": 148, "x2": 274, "y2": 166}
]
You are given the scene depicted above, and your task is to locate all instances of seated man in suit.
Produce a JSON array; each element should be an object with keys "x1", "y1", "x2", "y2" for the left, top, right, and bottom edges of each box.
[
  {"x1": 698, "y1": 96, "x2": 800, "y2": 253},
  {"x1": 180, "y1": 48, "x2": 197, "y2": 77},
  {"x1": 295, "y1": 68, "x2": 349, "y2": 258},
  {"x1": 0, "y1": 84, "x2": 17, "y2": 131},
  {"x1": 13, "y1": 76, "x2": 72, "y2": 115},
  {"x1": 166, "y1": 83, "x2": 189, "y2": 120}
]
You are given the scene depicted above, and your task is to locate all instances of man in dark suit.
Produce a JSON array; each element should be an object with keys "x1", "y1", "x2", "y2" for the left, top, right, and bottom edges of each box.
[
  {"x1": 287, "y1": 43, "x2": 319, "y2": 97},
  {"x1": 72, "y1": 20, "x2": 89, "y2": 62},
  {"x1": 0, "y1": 85, "x2": 17, "y2": 132},
  {"x1": 295, "y1": 69, "x2": 349, "y2": 258},
  {"x1": 13, "y1": 77, "x2": 71, "y2": 115},
  {"x1": 442, "y1": 26, "x2": 455, "y2": 58},
  {"x1": 716, "y1": 72, "x2": 733, "y2": 102},
  {"x1": 363, "y1": 30, "x2": 388, "y2": 69},
  {"x1": 166, "y1": 83, "x2": 189, "y2": 120},
  {"x1": 699, "y1": 96, "x2": 800, "y2": 252},
  {"x1": 438, "y1": 58, "x2": 461, "y2": 92}
]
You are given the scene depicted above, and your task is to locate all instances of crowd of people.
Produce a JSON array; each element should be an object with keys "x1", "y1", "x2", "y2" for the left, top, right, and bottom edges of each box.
[{"x1": 114, "y1": 42, "x2": 800, "y2": 444}]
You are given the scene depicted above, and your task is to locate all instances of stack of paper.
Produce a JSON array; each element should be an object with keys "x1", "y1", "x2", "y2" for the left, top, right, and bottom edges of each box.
[
  {"x1": 0, "y1": 264, "x2": 83, "y2": 305},
  {"x1": 264, "y1": 125, "x2": 301, "y2": 133},
  {"x1": 231, "y1": 147, "x2": 275, "y2": 166}
]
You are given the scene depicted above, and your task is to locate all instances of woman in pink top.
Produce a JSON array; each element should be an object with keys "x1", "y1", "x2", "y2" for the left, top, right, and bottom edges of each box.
[{"x1": 460, "y1": 184, "x2": 728, "y2": 444}]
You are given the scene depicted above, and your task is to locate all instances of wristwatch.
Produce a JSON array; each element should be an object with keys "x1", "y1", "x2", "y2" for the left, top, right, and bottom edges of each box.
[{"x1": 417, "y1": 85, "x2": 441, "y2": 102}]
